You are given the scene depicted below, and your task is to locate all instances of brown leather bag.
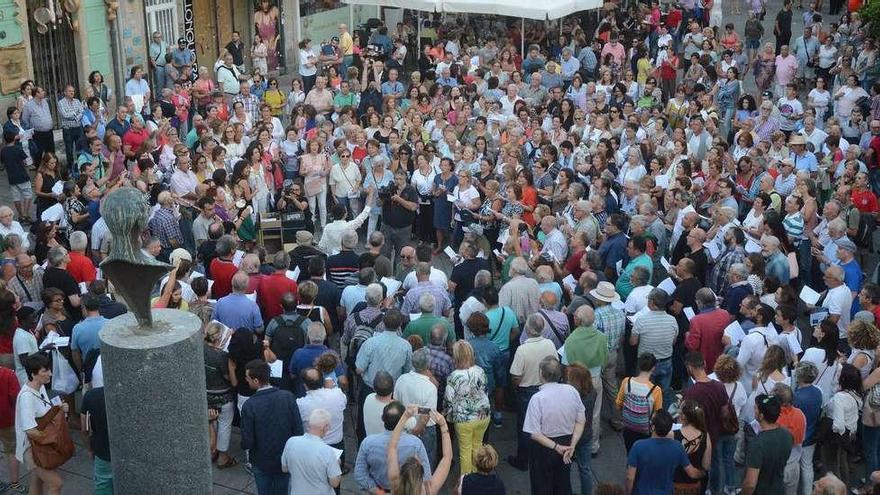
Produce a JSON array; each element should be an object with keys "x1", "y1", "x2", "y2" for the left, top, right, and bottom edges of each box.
[{"x1": 30, "y1": 405, "x2": 75, "y2": 470}]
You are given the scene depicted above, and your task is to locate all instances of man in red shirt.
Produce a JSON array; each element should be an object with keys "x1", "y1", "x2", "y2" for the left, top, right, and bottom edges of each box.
[
  {"x1": 851, "y1": 171, "x2": 879, "y2": 214},
  {"x1": 67, "y1": 231, "x2": 97, "y2": 284},
  {"x1": 685, "y1": 288, "x2": 731, "y2": 373},
  {"x1": 0, "y1": 365, "x2": 22, "y2": 492},
  {"x1": 257, "y1": 252, "x2": 298, "y2": 321},
  {"x1": 208, "y1": 235, "x2": 239, "y2": 299},
  {"x1": 859, "y1": 284, "x2": 880, "y2": 324}
]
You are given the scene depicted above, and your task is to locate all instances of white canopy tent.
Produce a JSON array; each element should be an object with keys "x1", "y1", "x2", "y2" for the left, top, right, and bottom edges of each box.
[{"x1": 343, "y1": 0, "x2": 603, "y2": 54}]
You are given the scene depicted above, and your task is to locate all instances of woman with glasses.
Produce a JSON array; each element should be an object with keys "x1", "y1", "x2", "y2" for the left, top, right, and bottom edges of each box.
[{"x1": 329, "y1": 149, "x2": 362, "y2": 218}]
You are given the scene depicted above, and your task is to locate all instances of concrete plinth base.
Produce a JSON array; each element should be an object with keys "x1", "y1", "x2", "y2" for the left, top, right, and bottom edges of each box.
[{"x1": 99, "y1": 309, "x2": 211, "y2": 494}]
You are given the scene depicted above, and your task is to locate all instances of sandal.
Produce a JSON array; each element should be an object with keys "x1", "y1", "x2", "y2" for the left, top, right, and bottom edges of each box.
[{"x1": 217, "y1": 457, "x2": 240, "y2": 469}]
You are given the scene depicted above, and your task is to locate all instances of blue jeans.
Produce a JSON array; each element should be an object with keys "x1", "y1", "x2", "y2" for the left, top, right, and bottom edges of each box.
[
  {"x1": 419, "y1": 425, "x2": 438, "y2": 468},
  {"x1": 94, "y1": 456, "x2": 114, "y2": 495},
  {"x1": 864, "y1": 425, "x2": 880, "y2": 477},
  {"x1": 341, "y1": 55, "x2": 354, "y2": 77},
  {"x1": 574, "y1": 435, "x2": 594, "y2": 495},
  {"x1": 651, "y1": 358, "x2": 673, "y2": 410},
  {"x1": 252, "y1": 465, "x2": 290, "y2": 495},
  {"x1": 709, "y1": 434, "x2": 737, "y2": 493}
]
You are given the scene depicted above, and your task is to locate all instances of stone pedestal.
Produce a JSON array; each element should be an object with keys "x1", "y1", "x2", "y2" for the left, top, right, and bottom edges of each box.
[{"x1": 99, "y1": 309, "x2": 211, "y2": 494}]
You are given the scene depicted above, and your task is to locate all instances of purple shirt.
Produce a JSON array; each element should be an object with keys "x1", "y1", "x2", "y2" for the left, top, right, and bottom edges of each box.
[
  {"x1": 400, "y1": 281, "x2": 452, "y2": 316},
  {"x1": 523, "y1": 382, "x2": 586, "y2": 438}
]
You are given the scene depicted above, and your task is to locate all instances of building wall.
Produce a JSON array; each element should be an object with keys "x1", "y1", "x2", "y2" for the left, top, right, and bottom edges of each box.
[
  {"x1": 0, "y1": 0, "x2": 33, "y2": 111},
  {"x1": 117, "y1": 0, "x2": 148, "y2": 75},
  {"x1": 79, "y1": 0, "x2": 114, "y2": 91}
]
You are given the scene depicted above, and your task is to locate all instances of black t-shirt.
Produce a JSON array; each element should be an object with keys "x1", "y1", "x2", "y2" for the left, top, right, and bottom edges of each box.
[
  {"x1": 288, "y1": 245, "x2": 326, "y2": 282},
  {"x1": 776, "y1": 9, "x2": 792, "y2": 35},
  {"x1": 312, "y1": 278, "x2": 342, "y2": 332},
  {"x1": 198, "y1": 240, "x2": 217, "y2": 278},
  {"x1": 746, "y1": 426, "x2": 793, "y2": 494},
  {"x1": 672, "y1": 277, "x2": 703, "y2": 332},
  {"x1": 451, "y1": 258, "x2": 491, "y2": 306},
  {"x1": 382, "y1": 185, "x2": 419, "y2": 228},
  {"x1": 43, "y1": 267, "x2": 80, "y2": 318},
  {"x1": 225, "y1": 41, "x2": 244, "y2": 66},
  {"x1": 81, "y1": 387, "x2": 111, "y2": 461},
  {"x1": 326, "y1": 250, "x2": 361, "y2": 288},
  {"x1": 204, "y1": 345, "x2": 231, "y2": 392}
]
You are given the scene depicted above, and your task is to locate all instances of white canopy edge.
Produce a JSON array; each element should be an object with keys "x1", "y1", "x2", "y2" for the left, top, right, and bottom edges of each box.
[{"x1": 342, "y1": 0, "x2": 603, "y2": 20}]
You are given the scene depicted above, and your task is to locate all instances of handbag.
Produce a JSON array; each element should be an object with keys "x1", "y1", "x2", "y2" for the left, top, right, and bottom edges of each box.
[{"x1": 30, "y1": 402, "x2": 75, "y2": 470}]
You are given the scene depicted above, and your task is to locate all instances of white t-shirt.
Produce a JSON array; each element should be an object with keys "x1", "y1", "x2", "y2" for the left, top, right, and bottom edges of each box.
[
  {"x1": 12, "y1": 328, "x2": 38, "y2": 386},
  {"x1": 625, "y1": 285, "x2": 654, "y2": 314},
  {"x1": 299, "y1": 49, "x2": 318, "y2": 77},
  {"x1": 451, "y1": 185, "x2": 480, "y2": 222},
  {"x1": 15, "y1": 384, "x2": 52, "y2": 462},
  {"x1": 709, "y1": 373, "x2": 750, "y2": 418},
  {"x1": 402, "y1": 267, "x2": 448, "y2": 292},
  {"x1": 736, "y1": 326, "x2": 779, "y2": 394},
  {"x1": 801, "y1": 348, "x2": 840, "y2": 406},
  {"x1": 393, "y1": 372, "x2": 438, "y2": 429},
  {"x1": 823, "y1": 284, "x2": 853, "y2": 339},
  {"x1": 363, "y1": 393, "x2": 391, "y2": 437}
]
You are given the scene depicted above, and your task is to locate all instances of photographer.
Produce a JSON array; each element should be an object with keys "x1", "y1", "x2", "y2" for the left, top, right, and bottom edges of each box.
[
  {"x1": 275, "y1": 181, "x2": 314, "y2": 233},
  {"x1": 381, "y1": 170, "x2": 419, "y2": 264}
]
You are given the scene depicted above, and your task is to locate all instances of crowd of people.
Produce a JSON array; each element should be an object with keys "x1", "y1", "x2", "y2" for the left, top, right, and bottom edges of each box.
[{"x1": 1, "y1": 0, "x2": 880, "y2": 493}]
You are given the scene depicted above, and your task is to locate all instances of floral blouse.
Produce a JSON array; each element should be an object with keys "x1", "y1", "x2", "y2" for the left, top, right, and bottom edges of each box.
[{"x1": 444, "y1": 366, "x2": 490, "y2": 423}]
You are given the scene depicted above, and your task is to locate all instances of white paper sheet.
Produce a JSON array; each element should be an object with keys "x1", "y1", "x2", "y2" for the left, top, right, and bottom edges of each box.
[
  {"x1": 409, "y1": 313, "x2": 421, "y2": 321},
  {"x1": 810, "y1": 310, "x2": 829, "y2": 326},
  {"x1": 245, "y1": 292, "x2": 256, "y2": 302},
  {"x1": 286, "y1": 267, "x2": 300, "y2": 281},
  {"x1": 79, "y1": 282, "x2": 88, "y2": 294},
  {"x1": 660, "y1": 256, "x2": 672, "y2": 272},
  {"x1": 703, "y1": 241, "x2": 721, "y2": 260},
  {"x1": 655, "y1": 174, "x2": 670, "y2": 189},
  {"x1": 446, "y1": 194, "x2": 457, "y2": 203},
  {"x1": 683, "y1": 307, "x2": 695, "y2": 320},
  {"x1": 627, "y1": 305, "x2": 650, "y2": 324},
  {"x1": 381, "y1": 276, "x2": 402, "y2": 295},
  {"x1": 657, "y1": 277, "x2": 676, "y2": 295},
  {"x1": 799, "y1": 286, "x2": 822, "y2": 305},
  {"x1": 724, "y1": 320, "x2": 747, "y2": 346},
  {"x1": 233, "y1": 250, "x2": 245, "y2": 267},
  {"x1": 615, "y1": 259, "x2": 623, "y2": 275},
  {"x1": 557, "y1": 345, "x2": 569, "y2": 365},
  {"x1": 269, "y1": 359, "x2": 284, "y2": 378},
  {"x1": 745, "y1": 238, "x2": 762, "y2": 253}
]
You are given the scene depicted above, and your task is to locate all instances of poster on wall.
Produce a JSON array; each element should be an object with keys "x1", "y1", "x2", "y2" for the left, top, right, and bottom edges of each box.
[
  {"x1": 254, "y1": 0, "x2": 283, "y2": 74},
  {"x1": 184, "y1": 0, "x2": 199, "y2": 79}
]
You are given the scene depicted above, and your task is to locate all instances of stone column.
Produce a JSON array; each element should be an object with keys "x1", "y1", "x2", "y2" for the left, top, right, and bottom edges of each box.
[{"x1": 100, "y1": 309, "x2": 211, "y2": 494}]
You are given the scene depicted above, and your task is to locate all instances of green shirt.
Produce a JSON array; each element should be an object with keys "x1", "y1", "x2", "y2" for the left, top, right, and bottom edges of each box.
[
  {"x1": 615, "y1": 253, "x2": 653, "y2": 300},
  {"x1": 485, "y1": 306, "x2": 518, "y2": 352},
  {"x1": 563, "y1": 325, "x2": 608, "y2": 374},
  {"x1": 333, "y1": 92, "x2": 357, "y2": 109},
  {"x1": 403, "y1": 314, "x2": 455, "y2": 346},
  {"x1": 746, "y1": 426, "x2": 793, "y2": 494}
]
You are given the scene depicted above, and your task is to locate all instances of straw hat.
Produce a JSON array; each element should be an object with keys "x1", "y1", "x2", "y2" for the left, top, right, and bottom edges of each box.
[
  {"x1": 590, "y1": 281, "x2": 620, "y2": 303},
  {"x1": 789, "y1": 134, "x2": 806, "y2": 146}
]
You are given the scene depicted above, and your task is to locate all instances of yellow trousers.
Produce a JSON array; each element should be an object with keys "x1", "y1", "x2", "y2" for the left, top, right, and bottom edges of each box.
[{"x1": 454, "y1": 417, "x2": 490, "y2": 474}]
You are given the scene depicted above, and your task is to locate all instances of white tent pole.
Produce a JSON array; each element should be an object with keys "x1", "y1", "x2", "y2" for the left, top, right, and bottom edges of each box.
[
  {"x1": 521, "y1": 17, "x2": 525, "y2": 59},
  {"x1": 418, "y1": 11, "x2": 421, "y2": 53}
]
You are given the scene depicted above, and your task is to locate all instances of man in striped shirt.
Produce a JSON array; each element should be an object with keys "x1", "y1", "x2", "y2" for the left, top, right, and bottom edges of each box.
[
  {"x1": 782, "y1": 195, "x2": 805, "y2": 248},
  {"x1": 629, "y1": 289, "x2": 678, "y2": 409}
]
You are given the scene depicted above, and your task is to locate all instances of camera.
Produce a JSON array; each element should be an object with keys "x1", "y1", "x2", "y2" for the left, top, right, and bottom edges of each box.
[{"x1": 377, "y1": 183, "x2": 398, "y2": 200}]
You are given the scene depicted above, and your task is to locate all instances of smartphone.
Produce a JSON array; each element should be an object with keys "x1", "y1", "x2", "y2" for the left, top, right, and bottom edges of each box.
[{"x1": 417, "y1": 407, "x2": 431, "y2": 415}]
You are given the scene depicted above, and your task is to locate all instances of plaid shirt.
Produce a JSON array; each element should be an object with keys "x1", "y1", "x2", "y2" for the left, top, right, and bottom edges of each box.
[
  {"x1": 231, "y1": 93, "x2": 261, "y2": 124},
  {"x1": 427, "y1": 344, "x2": 454, "y2": 389},
  {"x1": 707, "y1": 245, "x2": 747, "y2": 295},
  {"x1": 401, "y1": 282, "x2": 452, "y2": 316},
  {"x1": 594, "y1": 304, "x2": 626, "y2": 352},
  {"x1": 57, "y1": 97, "x2": 85, "y2": 129},
  {"x1": 148, "y1": 206, "x2": 183, "y2": 249}
]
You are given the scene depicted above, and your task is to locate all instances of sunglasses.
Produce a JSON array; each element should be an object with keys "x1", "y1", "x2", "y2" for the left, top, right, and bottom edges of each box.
[{"x1": 340, "y1": 154, "x2": 351, "y2": 158}]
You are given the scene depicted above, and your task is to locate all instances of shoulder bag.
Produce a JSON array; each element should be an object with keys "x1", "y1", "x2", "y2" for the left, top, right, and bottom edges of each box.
[{"x1": 29, "y1": 394, "x2": 75, "y2": 469}]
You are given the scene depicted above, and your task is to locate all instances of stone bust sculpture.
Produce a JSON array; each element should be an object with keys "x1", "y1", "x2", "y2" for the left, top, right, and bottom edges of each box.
[{"x1": 99, "y1": 187, "x2": 173, "y2": 328}]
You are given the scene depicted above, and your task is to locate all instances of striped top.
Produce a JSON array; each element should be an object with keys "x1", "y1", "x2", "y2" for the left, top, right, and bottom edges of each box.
[
  {"x1": 632, "y1": 311, "x2": 678, "y2": 360},
  {"x1": 783, "y1": 211, "x2": 805, "y2": 246}
]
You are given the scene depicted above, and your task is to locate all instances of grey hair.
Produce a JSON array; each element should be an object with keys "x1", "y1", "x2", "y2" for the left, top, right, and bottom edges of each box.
[
  {"x1": 525, "y1": 314, "x2": 545, "y2": 337},
  {"x1": 415, "y1": 262, "x2": 431, "y2": 278},
  {"x1": 231, "y1": 272, "x2": 249, "y2": 293},
  {"x1": 358, "y1": 267, "x2": 376, "y2": 285},
  {"x1": 342, "y1": 231, "x2": 359, "y2": 250},
  {"x1": 728, "y1": 263, "x2": 749, "y2": 281},
  {"x1": 307, "y1": 408, "x2": 332, "y2": 429},
  {"x1": 509, "y1": 257, "x2": 529, "y2": 276},
  {"x1": 69, "y1": 231, "x2": 87, "y2": 251},
  {"x1": 474, "y1": 270, "x2": 492, "y2": 288},
  {"x1": 418, "y1": 293, "x2": 435, "y2": 313},
  {"x1": 412, "y1": 348, "x2": 431, "y2": 372},
  {"x1": 539, "y1": 355, "x2": 563, "y2": 383},
  {"x1": 3, "y1": 233, "x2": 22, "y2": 251},
  {"x1": 574, "y1": 305, "x2": 595, "y2": 327},
  {"x1": 631, "y1": 266, "x2": 651, "y2": 286},
  {"x1": 647, "y1": 288, "x2": 669, "y2": 309},
  {"x1": 695, "y1": 288, "x2": 717, "y2": 310},
  {"x1": 772, "y1": 382, "x2": 793, "y2": 405},
  {"x1": 47, "y1": 246, "x2": 68, "y2": 267},
  {"x1": 272, "y1": 251, "x2": 290, "y2": 270},
  {"x1": 307, "y1": 322, "x2": 326, "y2": 343},
  {"x1": 827, "y1": 218, "x2": 847, "y2": 236},
  {"x1": 215, "y1": 235, "x2": 237, "y2": 257},
  {"x1": 535, "y1": 265, "x2": 553, "y2": 284},
  {"x1": 795, "y1": 360, "x2": 819, "y2": 384},
  {"x1": 365, "y1": 283, "x2": 384, "y2": 306},
  {"x1": 718, "y1": 206, "x2": 737, "y2": 221},
  {"x1": 826, "y1": 265, "x2": 844, "y2": 283}
]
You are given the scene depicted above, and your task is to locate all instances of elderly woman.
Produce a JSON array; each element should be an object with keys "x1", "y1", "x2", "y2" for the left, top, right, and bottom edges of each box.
[
  {"x1": 445, "y1": 340, "x2": 491, "y2": 475},
  {"x1": 450, "y1": 169, "x2": 482, "y2": 248}
]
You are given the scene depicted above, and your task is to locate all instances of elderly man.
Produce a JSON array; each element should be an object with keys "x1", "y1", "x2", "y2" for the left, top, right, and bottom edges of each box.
[
  {"x1": 459, "y1": 270, "x2": 492, "y2": 339},
  {"x1": 231, "y1": 80, "x2": 261, "y2": 123},
  {"x1": 723, "y1": 263, "x2": 753, "y2": 320},
  {"x1": 395, "y1": 245, "x2": 417, "y2": 280},
  {"x1": 592, "y1": 281, "x2": 627, "y2": 431},
  {"x1": 536, "y1": 216, "x2": 568, "y2": 263},
  {"x1": 326, "y1": 231, "x2": 362, "y2": 288},
  {"x1": 528, "y1": 292, "x2": 569, "y2": 349},
  {"x1": 356, "y1": 309, "x2": 412, "y2": 429},
  {"x1": 291, "y1": 324, "x2": 346, "y2": 397},
  {"x1": 0, "y1": 207, "x2": 29, "y2": 252},
  {"x1": 762, "y1": 235, "x2": 791, "y2": 285},
  {"x1": 281, "y1": 408, "x2": 342, "y2": 494},
  {"x1": 624, "y1": 266, "x2": 654, "y2": 315},
  {"x1": 686, "y1": 288, "x2": 731, "y2": 373},
  {"x1": 519, "y1": 72, "x2": 548, "y2": 107},
  {"x1": 630, "y1": 289, "x2": 678, "y2": 409},
  {"x1": 563, "y1": 305, "x2": 609, "y2": 455},
  {"x1": 404, "y1": 295, "x2": 455, "y2": 346},
  {"x1": 65, "y1": 231, "x2": 96, "y2": 285},
  {"x1": 401, "y1": 263, "x2": 451, "y2": 317},
  {"x1": 43, "y1": 246, "x2": 81, "y2": 316},
  {"x1": 147, "y1": 191, "x2": 183, "y2": 262},
  {"x1": 707, "y1": 227, "x2": 748, "y2": 294},
  {"x1": 821, "y1": 265, "x2": 853, "y2": 342},
  {"x1": 393, "y1": 348, "x2": 439, "y2": 462},
  {"x1": 296, "y1": 368, "x2": 347, "y2": 459},
  {"x1": 340, "y1": 268, "x2": 375, "y2": 317},
  {"x1": 616, "y1": 237, "x2": 654, "y2": 300},
  {"x1": 355, "y1": 401, "x2": 431, "y2": 493},
  {"x1": 523, "y1": 356, "x2": 586, "y2": 495},
  {"x1": 705, "y1": 207, "x2": 738, "y2": 259},
  {"x1": 212, "y1": 272, "x2": 263, "y2": 333},
  {"x1": 508, "y1": 314, "x2": 558, "y2": 471},
  {"x1": 343, "y1": 284, "x2": 387, "y2": 356},
  {"x1": 499, "y1": 257, "x2": 541, "y2": 325},
  {"x1": 814, "y1": 218, "x2": 849, "y2": 273},
  {"x1": 8, "y1": 254, "x2": 43, "y2": 309}
]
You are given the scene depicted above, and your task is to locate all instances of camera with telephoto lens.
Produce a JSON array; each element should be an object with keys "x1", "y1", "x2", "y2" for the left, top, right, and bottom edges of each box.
[{"x1": 377, "y1": 183, "x2": 398, "y2": 201}]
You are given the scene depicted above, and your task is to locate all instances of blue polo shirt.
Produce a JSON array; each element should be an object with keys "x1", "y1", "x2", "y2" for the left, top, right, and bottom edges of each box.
[{"x1": 71, "y1": 315, "x2": 107, "y2": 357}]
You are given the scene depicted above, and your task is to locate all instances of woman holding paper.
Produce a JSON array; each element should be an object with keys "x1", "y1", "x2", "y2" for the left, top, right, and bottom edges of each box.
[
  {"x1": 203, "y1": 321, "x2": 238, "y2": 469},
  {"x1": 801, "y1": 320, "x2": 842, "y2": 405}
]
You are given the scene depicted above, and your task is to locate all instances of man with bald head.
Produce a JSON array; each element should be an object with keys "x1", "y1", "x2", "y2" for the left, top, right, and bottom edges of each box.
[
  {"x1": 396, "y1": 246, "x2": 417, "y2": 280},
  {"x1": 681, "y1": 227, "x2": 709, "y2": 283},
  {"x1": 671, "y1": 209, "x2": 700, "y2": 264},
  {"x1": 563, "y1": 305, "x2": 608, "y2": 454},
  {"x1": 821, "y1": 264, "x2": 853, "y2": 342},
  {"x1": 212, "y1": 271, "x2": 264, "y2": 332},
  {"x1": 526, "y1": 291, "x2": 569, "y2": 349}
]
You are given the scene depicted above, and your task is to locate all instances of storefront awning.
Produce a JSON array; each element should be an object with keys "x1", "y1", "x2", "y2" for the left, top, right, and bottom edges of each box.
[{"x1": 342, "y1": 0, "x2": 603, "y2": 20}]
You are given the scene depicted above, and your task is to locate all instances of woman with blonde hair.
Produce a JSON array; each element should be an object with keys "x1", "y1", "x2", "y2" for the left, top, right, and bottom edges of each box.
[
  {"x1": 846, "y1": 319, "x2": 880, "y2": 379},
  {"x1": 459, "y1": 444, "x2": 505, "y2": 494},
  {"x1": 445, "y1": 340, "x2": 491, "y2": 475}
]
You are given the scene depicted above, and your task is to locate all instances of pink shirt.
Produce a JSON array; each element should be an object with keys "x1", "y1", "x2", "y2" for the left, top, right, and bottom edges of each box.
[
  {"x1": 775, "y1": 55, "x2": 799, "y2": 86},
  {"x1": 601, "y1": 43, "x2": 626, "y2": 66}
]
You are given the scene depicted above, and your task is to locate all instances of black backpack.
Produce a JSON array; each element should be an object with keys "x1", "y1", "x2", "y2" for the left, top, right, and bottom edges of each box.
[
  {"x1": 347, "y1": 312, "x2": 383, "y2": 367},
  {"x1": 269, "y1": 314, "x2": 308, "y2": 364}
]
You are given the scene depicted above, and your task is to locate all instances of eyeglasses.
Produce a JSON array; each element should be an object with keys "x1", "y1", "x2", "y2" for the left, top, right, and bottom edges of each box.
[
  {"x1": 610, "y1": 109, "x2": 619, "y2": 113},
  {"x1": 270, "y1": 82, "x2": 278, "y2": 86},
  {"x1": 340, "y1": 154, "x2": 351, "y2": 158}
]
